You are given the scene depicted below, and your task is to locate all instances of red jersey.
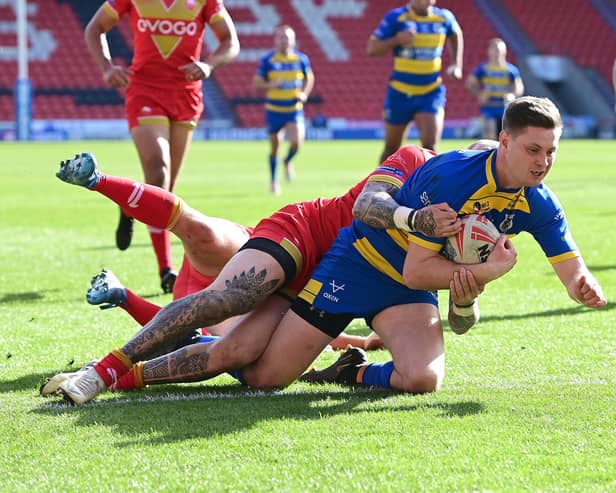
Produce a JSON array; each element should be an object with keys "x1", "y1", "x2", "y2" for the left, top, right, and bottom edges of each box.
[
  {"x1": 252, "y1": 145, "x2": 436, "y2": 295},
  {"x1": 103, "y1": 0, "x2": 226, "y2": 89}
]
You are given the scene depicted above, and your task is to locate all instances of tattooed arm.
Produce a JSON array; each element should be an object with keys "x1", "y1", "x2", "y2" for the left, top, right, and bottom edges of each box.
[
  {"x1": 352, "y1": 180, "x2": 461, "y2": 237},
  {"x1": 447, "y1": 267, "x2": 483, "y2": 335}
]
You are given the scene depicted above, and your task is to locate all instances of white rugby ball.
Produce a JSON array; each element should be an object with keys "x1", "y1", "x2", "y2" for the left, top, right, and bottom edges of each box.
[{"x1": 442, "y1": 214, "x2": 500, "y2": 264}]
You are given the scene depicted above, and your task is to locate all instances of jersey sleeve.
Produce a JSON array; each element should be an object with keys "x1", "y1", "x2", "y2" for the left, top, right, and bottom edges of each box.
[
  {"x1": 300, "y1": 53, "x2": 312, "y2": 75},
  {"x1": 205, "y1": 0, "x2": 226, "y2": 24},
  {"x1": 256, "y1": 54, "x2": 270, "y2": 79},
  {"x1": 371, "y1": 10, "x2": 398, "y2": 40},
  {"x1": 441, "y1": 8, "x2": 460, "y2": 35},
  {"x1": 366, "y1": 145, "x2": 434, "y2": 189},
  {"x1": 102, "y1": 0, "x2": 130, "y2": 19},
  {"x1": 526, "y1": 188, "x2": 579, "y2": 263},
  {"x1": 473, "y1": 63, "x2": 485, "y2": 79}
]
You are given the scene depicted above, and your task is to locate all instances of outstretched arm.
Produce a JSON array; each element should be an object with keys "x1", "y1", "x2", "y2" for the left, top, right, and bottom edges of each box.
[{"x1": 552, "y1": 257, "x2": 606, "y2": 308}]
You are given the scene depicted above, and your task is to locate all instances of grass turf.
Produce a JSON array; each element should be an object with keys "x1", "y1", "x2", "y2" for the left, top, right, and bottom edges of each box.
[{"x1": 0, "y1": 139, "x2": 615, "y2": 492}]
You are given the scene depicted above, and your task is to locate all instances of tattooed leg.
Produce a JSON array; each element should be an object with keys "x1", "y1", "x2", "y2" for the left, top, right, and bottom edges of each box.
[
  {"x1": 121, "y1": 250, "x2": 286, "y2": 362},
  {"x1": 142, "y1": 295, "x2": 291, "y2": 384}
]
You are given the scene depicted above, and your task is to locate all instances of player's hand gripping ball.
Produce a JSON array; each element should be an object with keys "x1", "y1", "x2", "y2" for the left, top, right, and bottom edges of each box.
[{"x1": 442, "y1": 214, "x2": 500, "y2": 264}]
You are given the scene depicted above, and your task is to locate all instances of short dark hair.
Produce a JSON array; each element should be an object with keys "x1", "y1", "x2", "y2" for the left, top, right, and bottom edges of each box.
[{"x1": 502, "y1": 96, "x2": 562, "y2": 135}]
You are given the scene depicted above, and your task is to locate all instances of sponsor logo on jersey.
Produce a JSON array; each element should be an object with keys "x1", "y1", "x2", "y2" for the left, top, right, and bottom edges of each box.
[
  {"x1": 137, "y1": 18, "x2": 198, "y2": 37},
  {"x1": 133, "y1": 0, "x2": 204, "y2": 59}
]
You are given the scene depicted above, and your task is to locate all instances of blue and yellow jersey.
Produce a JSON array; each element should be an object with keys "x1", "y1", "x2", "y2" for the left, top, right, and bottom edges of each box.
[
  {"x1": 346, "y1": 149, "x2": 579, "y2": 286},
  {"x1": 257, "y1": 49, "x2": 312, "y2": 113},
  {"x1": 371, "y1": 5, "x2": 459, "y2": 96},
  {"x1": 473, "y1": 62, "x2": 520, "y2": 107}
]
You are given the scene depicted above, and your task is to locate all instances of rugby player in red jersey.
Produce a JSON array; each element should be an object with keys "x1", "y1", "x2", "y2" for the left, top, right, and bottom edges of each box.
[
  {"x1": 42, "y1": 144, "x2": 466, "y2": 401},
  {"x1": 84, "y1": 0, "x2": 239, "y2": 292}
]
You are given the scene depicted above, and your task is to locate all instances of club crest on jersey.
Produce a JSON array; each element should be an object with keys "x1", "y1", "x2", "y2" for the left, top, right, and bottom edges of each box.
[{"x1": 499, "y1": 213, "x2": 514, "y2": 232}]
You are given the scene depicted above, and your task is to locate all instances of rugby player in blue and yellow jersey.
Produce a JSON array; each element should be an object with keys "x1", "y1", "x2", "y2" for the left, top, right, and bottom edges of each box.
[
  {"x1": 237, "y1": 97, "x2": 605, "y2": 394},
  {"x1": 368, "y1": 0, "x2": 463, "y2": 160},
  {"x1": 253, "y1": 25, "x2": 314, "y2": 194},
  {"x1": 466, "y1": 38, "x2": 524, "y2": 140}
]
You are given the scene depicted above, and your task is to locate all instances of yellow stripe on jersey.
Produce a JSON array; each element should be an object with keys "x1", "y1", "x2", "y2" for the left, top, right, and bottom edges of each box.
[
  {"x1": 265, "y1": 103, "x2": 302, "y2": 112},
  {"x1": 267, "y1": 88, "x2": 301, "y2": 100},
  {"x1": 394, "y1": 57, "x2": 442, "y2": 75},
  {"x1": 548, "y1": 250, "x2": 579, "y2": 264},
  {"x1": 352, "y1": 238, "x2": 405, "y2": 285},
  {"x1": 298, "y1": 279, "x2": 323, "y2": 304},
  {"x1": 102, "y1": 2, "x2": 119, "y2": 19},
  {"x1": 408, "y1": 234, "x2": 443, "y2": 252},
  {"x1": 268, "y1": 71, "x2": 305, "y2": 81},
  {"x1": 390, "y1": 78, "x2": 442, "y2": 96},
  {"x1": 483, "y1": 76, "x2": 510, "y2": 85},
  {"x1": 410, "y1": 33, "x2": 446, "y2": 49},
  {"x1": 457, "y1": 154, "x2": 531, "y2": 214},
  {"x1": 280, "y1": 238, "x2": 303, "y2": 274},
  {"x1": 386, "y1": 228, "x2": 410, "y2": 251},
  {"x1": 366, "y1": 174, "x2": 404, "y2": 188},
  {"x1": 209, "y1": 10, "x2": 226, "y2": 24}
]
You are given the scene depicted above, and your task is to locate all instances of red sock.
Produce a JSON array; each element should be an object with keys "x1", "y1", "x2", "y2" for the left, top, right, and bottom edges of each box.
[
  {"x1": 91, "y1": 175, "x2": 180, "y2": 229},
  {"x1": 148, "y1": 227, "x2": 173, "y2": 275},
  {"x1": 122, "y1": 289, "x2": 161, "y2": 326},
  {"x1": 93, "y1": 349, "x2": 133, "y2": 387},
  {"x1": 110, "y1": 362, "x2": 144, "y2": 391}
]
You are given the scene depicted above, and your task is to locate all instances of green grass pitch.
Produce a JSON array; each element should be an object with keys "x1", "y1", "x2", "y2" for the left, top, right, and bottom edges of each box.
[{"x1": 1, "y1": 139, "x2": 615, "y2": 492}]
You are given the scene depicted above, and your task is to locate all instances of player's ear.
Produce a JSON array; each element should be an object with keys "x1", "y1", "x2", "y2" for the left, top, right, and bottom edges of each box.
[{"x1": 499, "y1": 130, "x2": 509, "y2": 150}]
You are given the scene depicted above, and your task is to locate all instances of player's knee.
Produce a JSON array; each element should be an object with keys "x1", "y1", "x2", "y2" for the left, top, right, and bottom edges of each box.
[
  {"x1": 143, "y1": 166, "x2": 169, "y2": 188},
  {"x1": 242, "y1": 368, "x2": 292, "y2": 389},
  {"x1": 397, "y1": 365, "x2": 443, "y2": 394}
]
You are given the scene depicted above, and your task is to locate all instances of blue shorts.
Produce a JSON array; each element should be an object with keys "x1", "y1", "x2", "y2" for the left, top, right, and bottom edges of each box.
[
  {"x1": 291, "y1": 231, "x2": 438, "y2": 338},
  {"x1": 383, "y1": 85, "x2": 446, "y2": 125},
  {"x1": 480, "y1": 106, "x2": 505, "y2": 121},
  {"x1": 266, "y1": 110, "x2": 305, "y2": 134}
]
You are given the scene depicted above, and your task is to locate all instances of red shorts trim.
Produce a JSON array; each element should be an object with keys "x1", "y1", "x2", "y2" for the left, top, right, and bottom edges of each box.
[{"x1": 125, "y1": 83, "x2": 204, "y2": 129}]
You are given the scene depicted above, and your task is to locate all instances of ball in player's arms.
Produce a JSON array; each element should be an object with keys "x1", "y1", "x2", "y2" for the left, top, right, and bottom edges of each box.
[{"x1": 443, "y1": 214, "x2": 500, "y2": 264}]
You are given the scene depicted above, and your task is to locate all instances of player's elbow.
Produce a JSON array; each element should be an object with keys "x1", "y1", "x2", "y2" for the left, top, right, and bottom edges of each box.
[{"x1": 403, "y1": 269, "x2": 425, "y2": 290}]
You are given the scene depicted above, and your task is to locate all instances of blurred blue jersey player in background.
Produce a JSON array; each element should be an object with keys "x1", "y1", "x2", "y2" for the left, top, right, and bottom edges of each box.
[
  {"x1": 466, "y1": 38, "x2": 524, "y2": 140},
  {"x1": 367, "y1": 0, "x2": 463, "y2": 161},
  {"x1": 253, "y1": 25, "x2": 314, "y2": 194}
]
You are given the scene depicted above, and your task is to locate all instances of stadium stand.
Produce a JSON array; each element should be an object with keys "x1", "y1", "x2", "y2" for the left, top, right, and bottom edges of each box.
[
  {"x1": 501, "y1": 0, "x2": 616, "y2": 85},
  {"x1": 0, "y1": 0, "x2": 614, "y2": 130}
]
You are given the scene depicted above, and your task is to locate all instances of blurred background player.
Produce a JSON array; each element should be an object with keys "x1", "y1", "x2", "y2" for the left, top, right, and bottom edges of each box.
[
  {"x1": 612, "y1": 57, "x2": 616, "y2": 112},
  {"x1": 466, "y1": 38, "x2": 524, "y2": 140},
  {"x1": 367, "y1": 0, "x2": 463, "y2": 161},
  {"x1": 84, "y1": 0, "x2": 239, "y2": 292},
  {"x1": 253, "y1": 25, "x2": 314, "y2": 194}
]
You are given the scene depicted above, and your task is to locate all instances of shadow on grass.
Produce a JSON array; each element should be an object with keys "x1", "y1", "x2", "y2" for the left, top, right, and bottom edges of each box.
[
  {"x1": 476, "y1": 302, "x2": 615, "y2": 324},
  {"x1": 0, "y1": 291, "x2": 55, "y2": 304},
  {"x1": 31, "y1": 384, "x2": 485, "y2": 446},
  {"x1": 82, "y1": 242, "x2": 155, "y2": 252}
]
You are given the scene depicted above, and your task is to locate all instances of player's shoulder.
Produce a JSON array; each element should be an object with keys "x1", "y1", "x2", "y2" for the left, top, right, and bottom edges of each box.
[
  {"x1": 526, "y1": 183, "x2": 563, "y2": 207},
  {"x1": 431, "y1": 6, "x2": 458, "y2": 23},
  {"x1": 260, "y1": 49, "x2": 276, "y2": 62}
]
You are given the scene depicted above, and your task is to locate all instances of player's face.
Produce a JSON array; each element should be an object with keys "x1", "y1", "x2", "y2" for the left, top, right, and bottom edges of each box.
[
  {"x1": 275, "y1": 28, "x2": 295, "y2": 52},
  {"x1": 500, "y1": 126, "x2": 561, "y2": 188},
  {"x1": 410, "y1": 0, "x2": 435, "y2": 15}
]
